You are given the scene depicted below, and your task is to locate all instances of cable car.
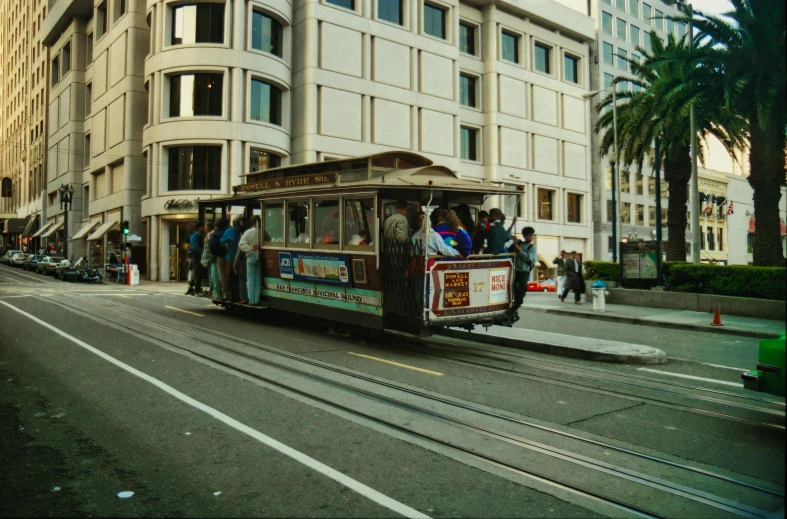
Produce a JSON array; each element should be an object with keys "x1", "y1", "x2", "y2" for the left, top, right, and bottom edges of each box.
[{"x1": 197, "y1": 152, "x2": 516, "y2": 337}]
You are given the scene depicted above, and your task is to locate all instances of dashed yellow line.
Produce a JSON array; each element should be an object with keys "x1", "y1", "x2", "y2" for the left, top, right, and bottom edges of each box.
[
  {"x1": 348, "y1": 352, "x2": 443, "y2": 376},
  {"x1": 164, "y1": 305, "x2": 204, "y2": 317}
]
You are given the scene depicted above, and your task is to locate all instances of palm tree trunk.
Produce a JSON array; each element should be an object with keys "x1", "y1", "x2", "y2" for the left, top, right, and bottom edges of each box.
[
  {"x1": 663, "y1": 146, "x2": 692, "y2": 261},
  {"x1": 748, "y1": 120, "x2": 787, "y2": 266}
]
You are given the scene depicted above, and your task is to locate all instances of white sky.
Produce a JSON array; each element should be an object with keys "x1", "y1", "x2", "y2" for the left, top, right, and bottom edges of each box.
[{"x1": 689, "y1": 0, "x2": 734, "y2": 17}]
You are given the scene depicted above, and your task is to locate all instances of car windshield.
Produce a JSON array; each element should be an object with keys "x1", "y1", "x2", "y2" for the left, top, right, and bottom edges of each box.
[{"x1": 49, "y1": 257, "x2": 64, "y2": 263}]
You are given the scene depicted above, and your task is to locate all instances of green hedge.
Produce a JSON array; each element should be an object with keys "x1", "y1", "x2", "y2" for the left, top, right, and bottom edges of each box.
[
  {"x1": 668, "y1": 264, "x2": 786, "y2": 301},
  {"x1": 584, "y1": 261, "x2": 619, "y2": 281}
]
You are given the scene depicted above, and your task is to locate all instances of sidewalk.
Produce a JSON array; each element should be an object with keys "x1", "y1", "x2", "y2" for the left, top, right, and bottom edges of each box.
[{"x1": 518, "y1": 292, "x2": 784, "y2": 339}]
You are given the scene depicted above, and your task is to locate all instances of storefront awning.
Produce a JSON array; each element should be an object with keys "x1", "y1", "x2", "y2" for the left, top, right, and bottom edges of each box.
[
  {"x1": 22, "y1": 215, "x2": 39, "y2": 237},
  {"x1": 2, "y1": 218, "x2": 27, "y2": 234},
  {"x1": 41, "y1": 222, "x2": 64, "y2": 239},
  {"x1": 31, "y1": 222, "x2": 55, "y2": 238},
  {"x1": 87, "y1": 218, "x2": 120, "y2": 241},
  {"x1": 73, "y1": 220, "x2": 102, "y2": 240}
]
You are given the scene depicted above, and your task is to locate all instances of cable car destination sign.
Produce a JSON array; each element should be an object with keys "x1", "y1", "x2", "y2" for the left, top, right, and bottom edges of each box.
[{"x1": 238, "y1": 173, "x2": 337, "y2": 193}]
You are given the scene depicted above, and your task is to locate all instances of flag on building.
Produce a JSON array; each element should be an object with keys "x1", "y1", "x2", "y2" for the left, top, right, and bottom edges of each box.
[
  {"x1": 704, "y1": 196, "x2": 713, "y2": 215},
  {"x1": 727, "y1": 202, "x2": 734, "y2": 216}
]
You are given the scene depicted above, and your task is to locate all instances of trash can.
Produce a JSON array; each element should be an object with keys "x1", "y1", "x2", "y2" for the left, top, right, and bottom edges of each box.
[
  {"x1": 591, "y1": 280, "x2": 609, "y2": 312},
  {"x1": 130, "y1": 265, "x2": 140, "y2": 286},
  {"x1": 742, "y1": 332, "x2": 785, "y2": 397}
]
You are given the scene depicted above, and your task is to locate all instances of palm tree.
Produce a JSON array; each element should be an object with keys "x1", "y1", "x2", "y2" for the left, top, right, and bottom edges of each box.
[
  {"x1": 595, "y1": 34, "x2": 746, "y2": 261},
  {"x1": 661, "y1": 0, "x2": 785, "y2": 265}
]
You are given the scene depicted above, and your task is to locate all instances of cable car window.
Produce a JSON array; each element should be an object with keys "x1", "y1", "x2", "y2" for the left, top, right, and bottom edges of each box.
[
  {"x1": 345, "y1": 198, "x2": 374, "y2": 248},
  {"x1": 314, "y1": 199, "x2": 340, "y2": 248},
  {"x1": 287, "y1": 201, "x2": 310, "y2": 244},
  {"x1": 263, "y1": 203, "x2": 283, "y2": 242}
]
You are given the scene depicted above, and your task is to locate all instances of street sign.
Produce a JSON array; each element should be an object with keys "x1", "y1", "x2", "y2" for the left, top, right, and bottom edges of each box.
[
  {"x1": 620, "y1": 240, "x2": 658, "y2": 281},
  {"x1": 127, "y1": 234, "x2": 142, "y2": 242}
]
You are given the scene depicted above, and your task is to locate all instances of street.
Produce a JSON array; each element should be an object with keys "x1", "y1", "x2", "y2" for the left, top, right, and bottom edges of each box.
[{"x1": 0, "y1": 262, "x2": 784, "y2": 518}]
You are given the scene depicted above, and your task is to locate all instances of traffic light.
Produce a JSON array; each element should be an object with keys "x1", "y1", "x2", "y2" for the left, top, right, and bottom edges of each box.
[{"x1": 121, "y1": 221, "x2": 129, "y2": 235}]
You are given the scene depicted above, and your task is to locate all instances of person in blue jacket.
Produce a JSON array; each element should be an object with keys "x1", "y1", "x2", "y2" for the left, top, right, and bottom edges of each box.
[{"x1": 220, "y1": 216, "x2": 243, "y2": 301}]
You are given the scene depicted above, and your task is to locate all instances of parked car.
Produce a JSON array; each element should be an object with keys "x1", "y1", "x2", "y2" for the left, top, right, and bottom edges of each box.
[
  {"x1": 54, "y1": 259, "x2": 73, "y2": 279},
  {"x1": 2, "y1": 250, "x2": 23, "y2": 265},
  {"x1": 37, "y1": 256, "x2": 64, "y2": 275},
  {"x1": 527, "y1": 279, "x2": 557, "y2": 292},
  {"x1": 10, "y1": 253, "x2": 29, "y2": 267},
  {"x1": 23, "y1": 255, "x2": 45, "y2": 271}
]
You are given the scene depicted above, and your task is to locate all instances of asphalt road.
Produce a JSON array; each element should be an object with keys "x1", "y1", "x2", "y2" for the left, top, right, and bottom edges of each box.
[{"x1": 0, "y1": 263, "x2": 784, "y2": 518}]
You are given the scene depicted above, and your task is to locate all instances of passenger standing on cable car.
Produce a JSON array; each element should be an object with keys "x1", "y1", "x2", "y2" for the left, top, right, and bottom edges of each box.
[
  {"x1": 209, "y1": 218, "x2": 228, "y2": 299},
  {"x1": 483, "y1": 208, "x2": 513, "y2": 255},
  {"x1": 433, "y1": 209, "x2": 472, "y2": 258},
  {"x1": 186, "y1": 221, "x2": 205, "y2": 296},
  {"x1": 239, "y1": 215, "x2": 262, "y2": 305},
  {"x1": 384, "y1": 200, "x2": 410, "y2": 246},
  {"x1": 511, "y1": 227, "x2": 536, "y2": 314},
  {"x1": 220, "y1": 216, "x2": 242, "y2": 301}
]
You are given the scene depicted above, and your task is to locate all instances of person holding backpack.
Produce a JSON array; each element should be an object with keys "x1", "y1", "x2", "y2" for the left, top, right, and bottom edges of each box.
[
  {"x1": 208, "y1": 218, "x2": 228, "y2": 299},
  {"x1": 510, "y1": 227, "x2": 536, "y2": 316}
]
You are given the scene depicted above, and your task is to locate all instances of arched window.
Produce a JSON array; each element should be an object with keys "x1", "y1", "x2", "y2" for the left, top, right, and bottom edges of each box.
[{"x1": 1, "y1": 178, "x2": 11, "y2": 198}]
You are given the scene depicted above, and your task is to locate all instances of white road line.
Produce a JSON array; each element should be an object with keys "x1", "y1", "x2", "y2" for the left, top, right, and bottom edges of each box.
[
  {"x1": 0, "y1": 267, "x2": 52, "y2": 283},
  {"x1": 0, "y1": 299, "x2": 430, "y2": 519},
  {"x1": 637, "y1": 368, "x2": 741, "y2": 387},
  {"x1": 701, "y1": 363, "x2": 748, "y2": 372}
]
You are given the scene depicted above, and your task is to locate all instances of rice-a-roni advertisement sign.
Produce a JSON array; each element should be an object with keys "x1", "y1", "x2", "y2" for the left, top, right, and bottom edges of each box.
[{"x1": 428, "y1": 259, "x2": 513, "y2": 321}]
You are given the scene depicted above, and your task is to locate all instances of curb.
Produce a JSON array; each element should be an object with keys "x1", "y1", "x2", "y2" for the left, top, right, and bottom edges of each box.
[
  {"x1": 521, "y1": 306, "x2": 782, "y2": 340},
  {"x1": 441, "y1": 328, "x2": 667, "y2": 365}
]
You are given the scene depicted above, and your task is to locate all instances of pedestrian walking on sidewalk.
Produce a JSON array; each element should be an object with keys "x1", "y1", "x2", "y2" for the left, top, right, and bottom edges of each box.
[
  {"x1": 560, "y1": 251, "x2": 582, "y2": 304},
  {"x1": 511, "y1": 227, "x2": 536, "y2": 315},
  {"x1": 186, "y1": 221, "x2": 206, "y2": 295},
  {"x1": 553, "y1": 250, "x2": 567, "y2": 298}
]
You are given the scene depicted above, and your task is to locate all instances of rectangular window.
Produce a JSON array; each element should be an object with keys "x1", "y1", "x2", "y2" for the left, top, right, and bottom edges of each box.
[
  {"x1": 314, "y1": 200, "x2": 340, "y2": 247},
  {"x1": 263, "y1": 203, "x2": 284, "y2": 242},
  {"x1": 604, "y1": 72, "x2": 614, "y2": 89},
  {"x1": 706, "y1": 226, "x2": 714, "y2": 250},
  {"x1": 636, "y1": 172, "x2": 643, "y2": 194},
  {"x1": 603, "y1": 42, "x2": 614, "y2": 64},
  {"x1": 459, "y1": 23, "x2": 476, "y2": 55},
  {"x1": 251, "y1": 10, "x2": 283, "y2": 56},
  {"x1": 167, "y1": 146, "x2": 221, "y2": 191},
  {"x1": 643, "y1": 31, "x2": 652, "y2": 52},
  {"x1": 249, "y1": 149, "x2": 281, "y2": 172},
  {"x1": 649, "y1": 206, "x2": 655, "y2": 226},
  {"x1": 643, "y1": 3, "x2": 651, "y2": 24},
  {"x1": 616, "y1": 18, "x2": 627, "y2": 41},
  {"x1": 564, "y1": 54, "x2": 578, "y2": 83},
  {"x1": 250, "y1": 79, "x2": 282, "y2": 125},
  {"x1": 378, "y1": 0, "x2": 402, "y2": 25},
  {"x1": 635, "y1": 204, "x2": 644, "y2": 225},
  {"x1": 653, "y1": 9, "x2": 663, "y2": 30},
  {"x1": 172, "y1": 3, "x2": 225, "y2": 45},
  {"x1": 615, "y1": 0, "x2": 625, "y2": 9},
  {"x1": 501, "y1": 31, "x2": 518, "y2": 63},
  {"x1": 628, "y1": 0, "x2": 639, "y2": 18},
  {"x1": 345, "y1": 198, "x2": 374, "y2": 247},
  {"x1": 84, "y1": 134, "x2": 91, "y2": 166},
  {"x1": 62, "y1": 42, "x2": 71, "y2": 75},
  {"x1": 51, "y1": 55, "x2": 58, "y2": 86},
  {"x1": 503, "y1": 193, "x2": 521, "y2": 219},
  {"x1": 677, "y1": 22, "x2": 687, "y2": 39},
  {"x1": 287, "y1": 201, "x2": 310, "y2": 244},
  {"x1": 460, "y1": 126, "x2": 477, "y2": 161},
  {"x1": 601, "y1": 0, "x2": 611, "y2": 4},
  {"x1": 537, "y1": 189, "x2": 554, "y2": 220},
  {"x1": 718, "y1": 228, "x2": 723, "y2": 251},
  {"x1": 327, "y1": 0, "x2": 354, "y2": 9},
  {"x1": 169, "y1": 73, "x2": 223, "y2": 117},
  {"x1": 423, "y1": 3, "x2": 446, "y2": 40},
  {"x1": 86, "y1": 82, "x2": 92, "y2": 115},
  {"x1": 630, "y1": 25, "x2": 640, "y2": 46},
  {"x1": 620, "y1": 170, "x2": 630, "y2": 192},
  {"x1": 606, "y1": 200, "x2": 614, "y2": 222},
  {"x1": 459, "y1": 74, "x2": 476, "y2": 107},
  {"x1": 666, "y1": 18, "x2": 674, "y2": 36},
  {"x1": 617, "y1": 48, "x2": 627, "y2": 70},
  {"x1": 86, "y1": 32, "x2": 94, "y2": 64},
  {"x1": 567, "y1": 193, "x2": 581, "y2": 223},
  {"x1": 114, "y1": 0, "x2": 126, "y2": 22},
  {"x1": 534, "y1": 43, "x2": 550, "y2": 73},
  {"x1": 602, "y1": 12, "x2": 613, "y2": 34},
  {"x1": 647, "y1": 174, "x2": 655, "y2": 195},
  {"x1": 621, "y1": 202, "x2": 631, "y2": 224},
  {"x1": 96, "y1": 1, "x2": 107, "y2": 38}
]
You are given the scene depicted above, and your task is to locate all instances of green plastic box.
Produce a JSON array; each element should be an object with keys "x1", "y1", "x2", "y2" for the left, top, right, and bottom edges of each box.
[{"x1": 742, "y1": 332, "x2": 786, "y2": 397}]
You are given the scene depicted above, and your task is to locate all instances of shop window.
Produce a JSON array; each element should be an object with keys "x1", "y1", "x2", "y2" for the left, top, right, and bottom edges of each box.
[
  {"x1": 501, "y1": 31, "x2": 518, "y2": 63},
  {"x1": 249, "y1": 149, "x2": 281, "y2": 173},
  {"x1": 263, "y1": 203, "x2": 284, "y2": 242},
  {"x1": 251, "y1": 11, "x2": 283, "y2": 56},
  {"x1": 423, "y1": 3, "x2": 446, "y2": 39},
  {"x1": 287, "y1": 201, "x2": 310, "y2": 244},
  {"x1": 378, "y1": 0, "x2": 403, "y2": 25},
  {"x1": 459, "y1": 22, "x2": 476, "y2": 55},
  {"x1": 537, "y1": 189, "x2": 553, "y2": 220},
  {"x1": 167, "y1": 146, "x2": 221, "y2": 191},
  {"x1": 171, "y1": 4, "x2": 224, "y2": 45},
  {"x1": 169, "y1": 73, "x2": 223, "y2": 117},
  {"x1": 459, "y1": 74, "x2": 476, "y2": 107},
  {"x1": 567, "y1": 193, "x2": 582, "y2": 223},
  {"x1": 250, "y1": 79, "x2": 282, "y2": 125},
  {"x1": 327, "y1": 0, "x2": 354, "y2": 10},
  {"x1": 313, "y1": 200, "x2": 340, "y2": 247},
  {"x1": 345, "y1": 198, "x2": 374, "y2": 247}
]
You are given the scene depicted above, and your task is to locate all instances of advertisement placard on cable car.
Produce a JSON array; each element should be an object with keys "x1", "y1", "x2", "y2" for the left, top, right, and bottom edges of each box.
[
  {"x1": 278, "y1": 251, "x2": 351, "y2": 287},
  {"x1": 428, "y1": 258, "x2": 513, "y2": 320}
]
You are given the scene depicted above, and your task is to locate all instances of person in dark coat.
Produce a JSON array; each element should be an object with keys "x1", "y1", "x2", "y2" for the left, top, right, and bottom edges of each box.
[{"x1": 560, "y1": 251, "x2": 583, "y2": 304}]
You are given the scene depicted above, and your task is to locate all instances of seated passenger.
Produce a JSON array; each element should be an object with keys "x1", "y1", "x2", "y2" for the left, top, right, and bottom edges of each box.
[
  {"x1": 348, "y1": 229, "x2": 369, "y2": 246},
  {"x1": 432, "y1": 208, "x2": 472, "y2": 258}
]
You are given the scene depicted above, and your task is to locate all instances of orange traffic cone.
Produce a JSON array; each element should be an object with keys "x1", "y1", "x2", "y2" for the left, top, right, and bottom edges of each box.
[{"x1": 711, "y1": 305, "x2": 723, "y2": 327}]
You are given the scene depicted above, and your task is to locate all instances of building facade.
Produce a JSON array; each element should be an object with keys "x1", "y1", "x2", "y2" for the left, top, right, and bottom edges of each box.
[
  {"x1": 141, "y1": 0, "x2": 595, "y2": 281},
  {"x1": 41, "y1": 0, "x2": 149, "y2": 267},
  {"x1": 0, "y1": 0, "x2": 49, "y2": 250}
]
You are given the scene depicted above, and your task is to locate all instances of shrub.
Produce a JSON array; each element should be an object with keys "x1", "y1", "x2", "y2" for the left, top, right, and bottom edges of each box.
[
  {"x1": 668, "y1": 264, "x2": 786, "y2": 301},
  {"x1": 584, "y1": 261, "x2": 618, "y2": 281}
]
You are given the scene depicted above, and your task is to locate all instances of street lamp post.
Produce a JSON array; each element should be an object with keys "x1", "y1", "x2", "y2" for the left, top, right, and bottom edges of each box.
[
  {"x1": 653, "y1": 137, "x2": 663, "y2": 285},
  {"x1": 58, "y1": 184, "x2": 74, "y2": 260}
]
